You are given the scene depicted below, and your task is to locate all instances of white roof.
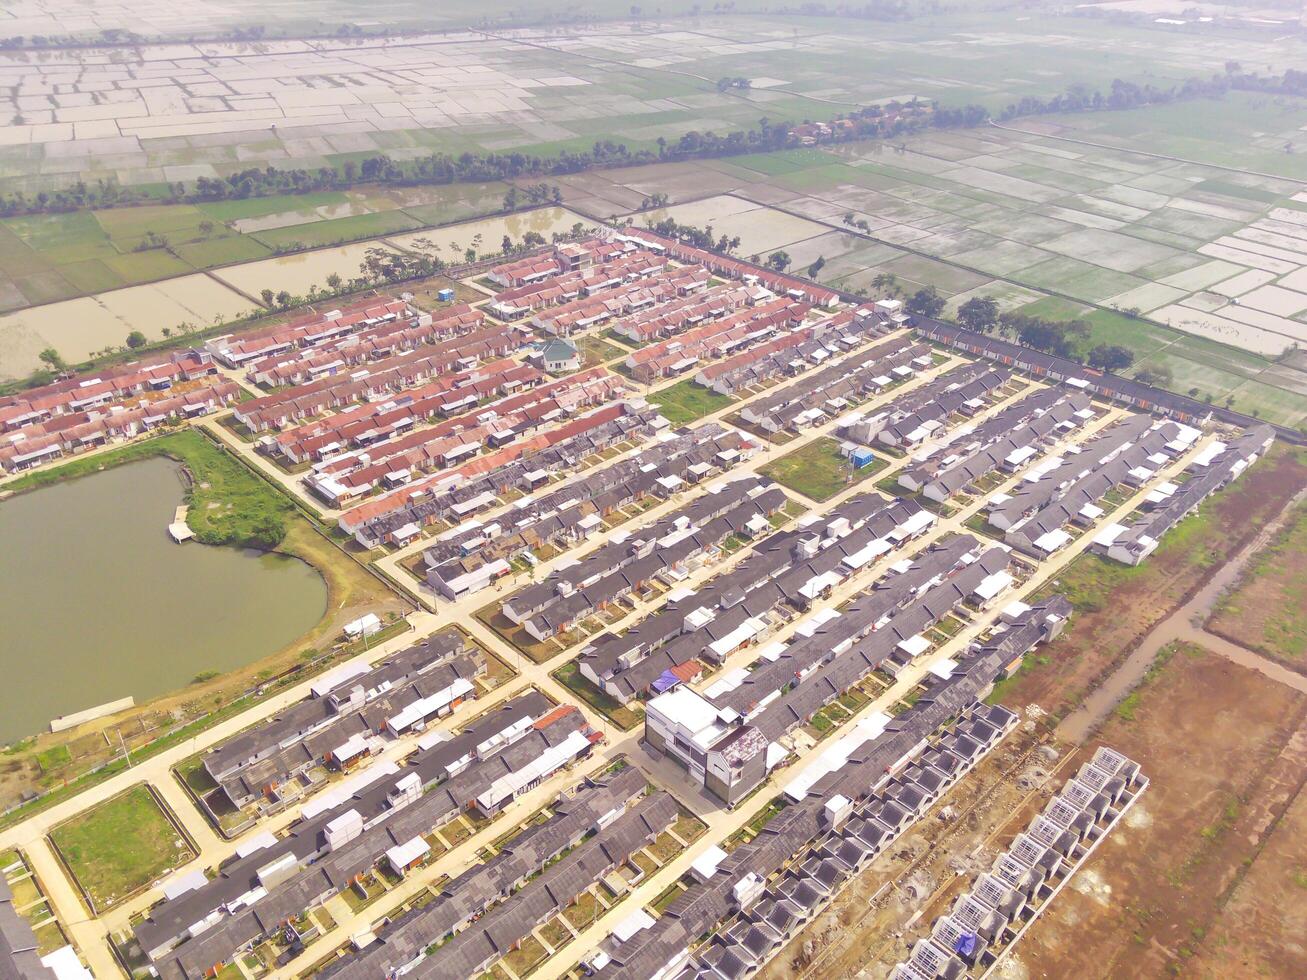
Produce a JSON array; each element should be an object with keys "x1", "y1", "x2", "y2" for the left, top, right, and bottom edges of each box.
[
  {"x1": 385, "y1": 836, "x2": 431, "y2": 870},
  {"x1": 708, "y1": 617, "x2": 767, "y2": 658},
  {"x1": 703, "y1": 668, "x2": 751, "y2": 700},
  {"x1": 896, "y1": 634, "x2": 932, "y2": 657},
  {"x1": 1033, "y1": 528, "x2": 1073, "y2": 553},
  {"x1": 928, "y1": 658, "x2": 957, "y2": 679},
  {"x1": 973, "y1": 569, "x2": 1015, "y2": 601},
  {"x1": 691, "y1": 844, "x2": 728, "y2": 880},
  {"x1": 648, "y1": 686, "x2": 720, "y2": 735},
  {"x1": 162, "y1": 869, "x2": 208, "y2": 901},
  {"x1": 784, "y1": 712, "x2": 890, "y2": 801},
  {"x1": 40, "y1": 946, "x2": 94, "y2": 980},
  {"x1": 1092, "y1": 522, "x2": 1127, "y2": 548},
  {"x1": 612, "y1": 908, "x2": 656, "y2": 942}
]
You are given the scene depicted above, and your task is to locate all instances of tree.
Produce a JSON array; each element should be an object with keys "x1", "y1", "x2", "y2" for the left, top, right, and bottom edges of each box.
[
  {"x1": 260, "y1": 288, "x2": 275, "y2": 307},
  {"x1": 906, "y1": 285, "x2": 945, "y2": 318},
  {"x1": 126, "y1": 330, "x2": 147, "y2": 348},
  {"x1": 1087, "y1": 344, "x2": 1134, "y2": 372},
  {"x1": 807, "y1": 256, "x2": 826, "y2": 278},
  {"x1": 1134, "y1": 364, "x2": 1173, "y2": 387},
  {"x1": 957, "y1": 296, "x2": 999, "y2": 333},
  {"x1": 523, "y1": 231, "x2": 546, "y2": 247},
  {"x1": 464, "y1": 247, "x2": 476, "y2": 263},
  {"x1": 275, "y1": 290, "x2": 292, "y2": 309},
  {"x1": 325, "y1": 273, "x2": 342, "y2": 291},
  {"x1": 502, "y1": 234, "x2": 514, "y2": 254},
  {"x1": 871, "y1": 272, "x2": 898, "y2": 296},
  {"x1": 38, "y1": 347, "x2": 65, "y2": 371},
  {"x1": 198, "y1": 220, "x2": 214, "y2": 237},
  {"x1": 766, "y1": 250, "x2": 791, "y2": 271}
]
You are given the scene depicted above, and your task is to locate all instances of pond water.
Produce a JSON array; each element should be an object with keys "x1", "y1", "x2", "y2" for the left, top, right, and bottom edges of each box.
[{"x1": 0, "y1": 456, "x2": 327, "y2": 743}]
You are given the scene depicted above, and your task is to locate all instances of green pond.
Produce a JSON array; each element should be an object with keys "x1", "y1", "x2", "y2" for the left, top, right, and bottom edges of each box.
[{"x1": 0, "y1": 456, "x2": 326, "y2": 743}]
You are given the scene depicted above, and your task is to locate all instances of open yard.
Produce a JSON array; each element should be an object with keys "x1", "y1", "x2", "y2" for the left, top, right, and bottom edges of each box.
[
  {"x1": 49, "y1": 785, "x2": 194, "y2": 912},
  {"x1": 647, "y1": 379, "x2": 735, "y2": 428},
  {"x1": 759, "y1": 436, "x2": 884, "y2": 503}
]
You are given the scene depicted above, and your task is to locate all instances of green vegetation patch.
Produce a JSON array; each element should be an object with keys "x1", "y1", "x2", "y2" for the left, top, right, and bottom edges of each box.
[
  {"x1": 252, "y1": 210, "x2": 422, "y2": 249},
  {"x1": 760, "y1": 436, "x2": 885, "y2": 503},
  {"x1": 173, "y1": 236, "x2": 273, "y2": 269},
  {"x1": 49, "y1": 785, "x2": 194, "y2": 911},
  {"x1": 647, "y1": 379, "x2": 735, "y2": 427},
  {"x1": 8, "y1": 430, "x2": 292, "y2": 549},
  {"x1": 196, "y1": 192, "x2": 350, "y2": 223}
]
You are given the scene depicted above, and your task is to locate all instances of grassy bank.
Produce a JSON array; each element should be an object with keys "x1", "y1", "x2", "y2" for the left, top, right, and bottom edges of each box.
[{"x1": 5, "y1": 428, "x2": 291, "y2": 548}]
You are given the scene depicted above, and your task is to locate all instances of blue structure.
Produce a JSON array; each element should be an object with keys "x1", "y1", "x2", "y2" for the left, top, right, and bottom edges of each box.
[
  {"x1": 851, "y1": 447, "x2": 876, "y2": 469},
  {"x1": 436, "y1": 287, "x2": 455, "y2": 302}
]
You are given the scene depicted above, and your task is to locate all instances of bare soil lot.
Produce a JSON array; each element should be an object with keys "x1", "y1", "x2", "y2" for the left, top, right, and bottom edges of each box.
[
  {"x1": 1014, "y1": 644, "x2": 1307, "y2": 979},
  {"x1": 1207, "y1": 497, "x2": 1307, "y2": 671}
]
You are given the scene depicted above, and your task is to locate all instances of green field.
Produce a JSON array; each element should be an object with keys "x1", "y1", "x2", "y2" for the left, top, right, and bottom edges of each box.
[
  {"x1": 647, "y1": 379, "x2": 735, "y2": 427},
  {"x1": 252, "y1": 210, "x2": 424, "y2": 249},
  {"x1": 49, "y1": 785, "x2": 194, "y2": 912},
  {"x1": 760, "y1": 436, "x2": 885, "y2": 502}
]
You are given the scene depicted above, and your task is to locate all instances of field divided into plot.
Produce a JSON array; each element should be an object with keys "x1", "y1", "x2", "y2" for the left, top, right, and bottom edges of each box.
[
  {"x1": 599, "y1": 123, "x2": 1307, "y2": 428},
  {"x1": 0, "y1": 184, "x2": 513, "y2": 313}
]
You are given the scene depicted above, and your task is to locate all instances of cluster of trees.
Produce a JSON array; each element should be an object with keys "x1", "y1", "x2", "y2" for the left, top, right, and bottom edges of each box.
[
  {"x1": 642, "y1": 217, "x2": 741, "y2": 255},
  {"x1": 716, "y1": 77, "x2": 752, "y2": 92},
  {"x1": 637, "y1": 192, "x2": 670, "y2": 211},
  {"x1": 952, "y1": 302, "x2": 1137, "y2": 373},
  {"x1": 996, "y1": 67, "x2": 1307, "y2": 129},
  {"x1": 501, "y1": 183, "x2": 564, "y2": 210}
]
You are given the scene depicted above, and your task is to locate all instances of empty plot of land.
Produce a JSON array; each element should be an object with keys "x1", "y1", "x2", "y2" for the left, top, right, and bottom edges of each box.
[{"x1": 48, "y1": 785, "x2": 195, "y2": 913}]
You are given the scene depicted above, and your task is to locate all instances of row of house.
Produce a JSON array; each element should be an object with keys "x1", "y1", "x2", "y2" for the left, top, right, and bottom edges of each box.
[
  {"x1": 300, "y1": 368, "x2": 627, "y2": 506},
  {"x1": 989, "y1": 414, "x2": 1200, "y2": 556},
  {"x1": 644, "y1": 537, "x2": 1019, "y2": 805},
  {"x1": 501, "y1": 475, "x2": 787, "y2": 643},
  {"x1": 614, "y1": 229, "x2": 842, "y2": 308},
  {"x1": 200, "y1": 629, "x2": 474, "y2": 812},
  {"x1": 242, "y1": 303, "x2": 487, "y2": 388},
  {"x1": 624, "y1": 296, "x2": 809, "y2": 384},
  {"x1": 232, "y1": 321, "x2": 527, "y2": 433},
  {"x1": 488, "y1": 243, "x2": 669, "y2": 320},
  {"x1": 1097, "y1": 423, "x2": 1274, "y2": 566},
  {"x1": 337, "y1": 401, "x2": 666, "y2": 547},
  {"x1": 206, "y1": 297, "x2": 413, "y2": 368},
  {"x1": 140, "y1": 695, "x2": 602, "y2": 979},
  {"x1": 591, "y1": 629, "x2": 1043, "y2": 979},
  {"x1": 609, "y1": 282, "x2": 759, "y2": 346},
  {"x1": 739, "y1": 335, "x2": 933, "y2": 434},
  {"x1": 422, "y1": 424, "x2": 760, "y2": 600},
  {"x1": 579, "y1": 493, "x2": 933, "y2": 708},
  {"x1": 530, "y1": 264, "x2": 712, "y2": 337},
  {"x1": 913, "y1": 318, "x2": 1294, "y2": 438},
  {"x1": 268, "y1": 356, "x2": 542, "y2": 464},
  {"x1": 865, "y1": 365, "x2": 1011, "y2": 449},
  {"x1": 896, "y1": 388, "x2": 1095, "y2": 503},
  {"x1": 0, "y1": 376, "x2": 242, "y2": 472},
  {"x1": 404, "y1": 789, "x2": 679, "y2": 980},
  {"x1": 319, "y1": 765, "x2": 652, "y2": 978},
  {"x1": 0, "y1": 347, "x2": 216, "y2": 433},
  {"x1": 695, "y1": 304, "x2": 895, "y2": 396},
  {"x1": 894, "y1": 746, "x2": 1147, "y2": 980}
]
